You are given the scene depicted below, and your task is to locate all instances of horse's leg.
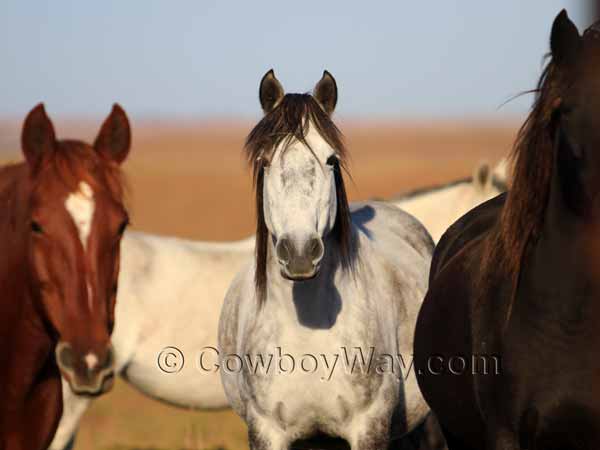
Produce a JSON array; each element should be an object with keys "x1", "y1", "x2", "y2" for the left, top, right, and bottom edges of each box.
[{"x1": 48, "y1": 377, "x2": 93, "y2": 450}]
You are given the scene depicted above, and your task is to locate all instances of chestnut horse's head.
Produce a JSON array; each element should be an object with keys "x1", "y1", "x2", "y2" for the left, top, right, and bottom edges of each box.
[{"x1": 21, "y1": 104, "x2": 130, "y2": 395}]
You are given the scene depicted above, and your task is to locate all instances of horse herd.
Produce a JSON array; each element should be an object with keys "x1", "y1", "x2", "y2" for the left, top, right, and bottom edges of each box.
[{"x1": 0, "y1": 9, "x2": 597, "y2": 450}]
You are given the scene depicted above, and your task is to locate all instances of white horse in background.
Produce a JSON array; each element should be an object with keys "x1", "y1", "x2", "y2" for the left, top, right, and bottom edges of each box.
[
  {"x1": 51, "y1": 159, "x2": 507, "y2": 450},
  {"x1": 218, "y1": 70, "x2": 434, "y2": 450},
  {"x1": 392, "y1": 159, "x2": 508, "y2": 242},
  {"x1": 49, "y1": 122, "x2": 509, "y2": 450},
  {"x1": 49, "y1": 231, "x2": 253, "y2": 450}
]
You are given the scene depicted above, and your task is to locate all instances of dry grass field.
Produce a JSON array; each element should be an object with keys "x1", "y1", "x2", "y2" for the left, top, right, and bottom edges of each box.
[{"x1": 1, "y1": 119, "x2": 515, "y2": 450}]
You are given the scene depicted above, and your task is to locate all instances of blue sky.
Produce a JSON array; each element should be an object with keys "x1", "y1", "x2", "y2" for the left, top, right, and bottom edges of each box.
[{"x1": 0, "y1": 1, "x2": 592, "y2": 120}]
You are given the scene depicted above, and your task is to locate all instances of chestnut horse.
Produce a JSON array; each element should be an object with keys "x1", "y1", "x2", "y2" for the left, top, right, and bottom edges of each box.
[
  {"x1": 0, "y1": 104, "x2": 131, "y2": 450},
  {"x1": 415, "y1": 11, "x2": 600, "y2": 450}
]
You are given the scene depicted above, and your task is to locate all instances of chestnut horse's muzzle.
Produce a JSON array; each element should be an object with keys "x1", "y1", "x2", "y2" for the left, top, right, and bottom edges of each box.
[{"x1": 55, "y1": 341, "x2": 115, "y2": 396}]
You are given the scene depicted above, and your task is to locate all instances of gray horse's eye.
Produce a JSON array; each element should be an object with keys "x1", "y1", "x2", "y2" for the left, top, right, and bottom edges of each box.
[{"x1": 326, "y1": 155, "x2": 338, "y2": 166}]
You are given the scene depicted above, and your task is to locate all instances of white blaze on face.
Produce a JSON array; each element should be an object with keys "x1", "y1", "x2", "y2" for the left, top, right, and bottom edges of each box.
[
  {"x1": 65, "y1": 181, "x2": 96, "y2": 310},
  {"x1": 65, "y1": 181, "x2": 95, "y2": 250}
]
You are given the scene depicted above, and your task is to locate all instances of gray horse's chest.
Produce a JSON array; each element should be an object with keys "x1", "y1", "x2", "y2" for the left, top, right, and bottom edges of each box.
[{"x1": 241, "y1": 301, "x2": 398, "y2": 432}]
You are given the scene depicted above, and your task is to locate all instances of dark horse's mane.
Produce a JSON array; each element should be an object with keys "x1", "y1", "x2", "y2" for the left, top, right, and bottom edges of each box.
[
  {"x1": 483, "y1": 56, "x2": 568, "y2": 281},
  {"x1": 245, "y1": 93, "x2": 352, "y2": 304}
]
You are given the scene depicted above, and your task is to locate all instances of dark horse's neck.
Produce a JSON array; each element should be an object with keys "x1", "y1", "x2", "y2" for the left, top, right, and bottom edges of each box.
[
  {"x1": 546, "y1": 132, "x2": 599, "y2": 229},
  {"x1": 526, "y1": 138, "x2": 600, "y2": 315},
  {"x1": 544, "y1": 136, "x2": 600, "y2": 244}
]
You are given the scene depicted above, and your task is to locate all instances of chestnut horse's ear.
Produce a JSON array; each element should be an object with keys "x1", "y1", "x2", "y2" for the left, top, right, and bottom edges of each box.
[
  {"x1": 314, "y1": 70, "x2": 338, "y2": 115},
  {"x1": 94, "y1": 104, "x2": 131, "y2": 165},
  {"x1": 21, "y1": 103, "x2": 56, "y2": 173},
  {"x1": 550, "y1": 9, "x2": 581, "y2": 68},
  {"x1": 259, "y1": 69, "x2": 284, "y2": 114}
]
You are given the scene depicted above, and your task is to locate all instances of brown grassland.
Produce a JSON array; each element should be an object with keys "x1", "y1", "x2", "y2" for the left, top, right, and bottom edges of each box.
[{"x1": 1, "y1": 119, "x2": 514, "y2": 450}]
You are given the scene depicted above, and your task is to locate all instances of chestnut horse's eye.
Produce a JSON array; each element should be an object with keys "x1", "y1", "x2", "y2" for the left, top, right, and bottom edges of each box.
[
  {"x1": 31, "y1": 221, "x2": 44, "y2": 234},
  {"x1": 117, "y1": 219, "x2": 129, "y2": 236}
]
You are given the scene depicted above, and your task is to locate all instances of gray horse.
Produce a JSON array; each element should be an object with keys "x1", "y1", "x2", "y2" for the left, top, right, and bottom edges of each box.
[{"x1": 218, "y1": 70, "x2": 434, "y2": 450}]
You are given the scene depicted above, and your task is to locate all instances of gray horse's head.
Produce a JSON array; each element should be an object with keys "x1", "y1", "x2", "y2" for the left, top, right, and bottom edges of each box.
[{"x1": 246, "y1": 70, "x2": 353, "y2": 301}]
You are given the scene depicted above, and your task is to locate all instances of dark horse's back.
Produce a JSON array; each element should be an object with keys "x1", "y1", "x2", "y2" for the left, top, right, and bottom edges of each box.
[{"x1": 414, "y1": 193, "x2": 506, "y2": 450}]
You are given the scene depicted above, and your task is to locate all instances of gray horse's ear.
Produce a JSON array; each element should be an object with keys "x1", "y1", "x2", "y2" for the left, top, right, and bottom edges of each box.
[
  {"x1": 473, "y1": 162, "x2": 491, "y2": 190},
  {"x1": 314, "y1": 70, "x2": 337, "y2": 115},
  {"x1": 259, "y1": 69, "x2": 284, "y2": 114},
  {"x1": 550, "y1": 9, "x2": 581, "y2": 68}
]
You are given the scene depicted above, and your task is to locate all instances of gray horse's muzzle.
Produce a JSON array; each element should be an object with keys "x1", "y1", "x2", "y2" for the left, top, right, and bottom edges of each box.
[{"x1": 275, "y1": 234, "x2": 325, "y2": 280}]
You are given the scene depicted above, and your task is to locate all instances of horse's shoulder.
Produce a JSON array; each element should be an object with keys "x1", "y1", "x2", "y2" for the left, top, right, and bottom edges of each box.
[
  {"x1": 217, "y1": 265, "x2": 251, "y2": 417},
  {"x1": 228, "y1": 260, "x2": 255, "y2": 296},
  {"x1": 431, "y1": 192, "x2": 506, "y2": 282},
  {"x1": 415, "y1": 241, "x2": 486, "y2": 445},
  {"x1": 219, "y1": 261, "x2": 255, "y2": 335}
]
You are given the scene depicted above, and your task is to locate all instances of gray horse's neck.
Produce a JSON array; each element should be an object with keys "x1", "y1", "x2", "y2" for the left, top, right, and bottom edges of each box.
[{"x1": 265, "y1": 233, "x2": 354, "y2": 330}]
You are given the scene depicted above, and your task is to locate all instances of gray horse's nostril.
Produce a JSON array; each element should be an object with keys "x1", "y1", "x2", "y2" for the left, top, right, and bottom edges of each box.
[
  {"x1": 305, "y1": 237, "x2": 324, "y2": 263},
  {"x1": 276, "y1": 235, "x2": 324, "y2": 279},
  {"x1": 276, "y1": 237, "x2": 294, "y2": 263}
]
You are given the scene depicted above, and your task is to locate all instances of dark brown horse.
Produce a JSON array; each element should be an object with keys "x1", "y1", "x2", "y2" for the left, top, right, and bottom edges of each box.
[
  {"x1": 415, "y1": 10, "x2": 600, "y2": 450},
  {"x1": 0, "y1": 104, "x2": 130, "y2": 450}
]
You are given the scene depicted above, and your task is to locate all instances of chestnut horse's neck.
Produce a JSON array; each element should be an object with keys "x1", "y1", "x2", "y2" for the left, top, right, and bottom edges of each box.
[
  {"x1": 0, "y1": 163, "x2": 47, "y2": 360},
  {"x1": 0, "y1": 163, "x2": 35, "y2": 281}
]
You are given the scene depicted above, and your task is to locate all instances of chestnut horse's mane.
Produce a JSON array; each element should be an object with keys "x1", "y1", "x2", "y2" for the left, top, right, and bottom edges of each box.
[{"x1": 245, "y1": 93, "x2": 353, "y2": 304}]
